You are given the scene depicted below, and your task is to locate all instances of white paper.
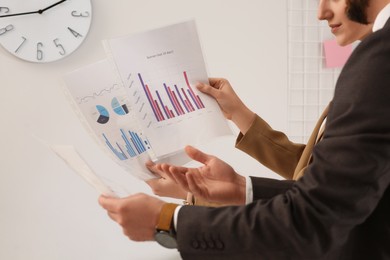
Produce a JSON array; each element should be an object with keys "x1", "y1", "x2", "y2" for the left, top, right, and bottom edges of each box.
[
  {"x1": 104, "y1": 20, "x2": 232, "y2": 158},
  {"x1": 62, "y1": 20, "x2": 232, "y2": 184},
  {"x1": 51, "y1": 145, "x2": 118, "y2": 197},
  {"x1": 63, "y1": 59, "x2": 156, "y2": 180}
]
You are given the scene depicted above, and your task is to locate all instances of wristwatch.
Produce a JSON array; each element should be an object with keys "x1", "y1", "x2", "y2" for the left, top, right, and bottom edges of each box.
[{"x1": 155, "y1": 203, "x2": 179, "y2": 249}]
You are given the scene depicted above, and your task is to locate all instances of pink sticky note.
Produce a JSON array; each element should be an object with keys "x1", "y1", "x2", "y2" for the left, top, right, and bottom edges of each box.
[{"x1": 323, "y1": 39, "x2": 353, "y2": 68}]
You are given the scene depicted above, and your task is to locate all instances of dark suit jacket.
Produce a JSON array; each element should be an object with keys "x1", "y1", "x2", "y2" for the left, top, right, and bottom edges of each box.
[{"x1": 176, "y1": 18, "x2": 390, "y2": 260}]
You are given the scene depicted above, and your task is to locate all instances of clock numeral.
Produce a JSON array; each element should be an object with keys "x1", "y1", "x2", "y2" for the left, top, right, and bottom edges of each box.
[
  {"x1": 71, "y1": 11, "x2": 90, "y2": 17},
  {"x1": 15, "y1": 36, "x2": 27, "y2": 53},
  {"x1": 37, "y1": 42, "x2": 44, "y2": 61},
  {"x1": 0, "y1": 24, "x2": 14, "y2": 36},
  {"x1": 67, "y1": 27, "x2": 83, "y2": 38},
  {"x1": 0, "y1": 7, "x2": 10, "y2": 14},
  {"x1": 53, "y1": 38, "x2": 66, "y2": 56}
]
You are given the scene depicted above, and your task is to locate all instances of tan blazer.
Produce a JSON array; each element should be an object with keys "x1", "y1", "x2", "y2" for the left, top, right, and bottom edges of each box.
[
  {"x1": 192, "y1": 104, "x2": 329, "y2": 206},
  {"x1": 235, "y1": 104, "x2": 329, "y2": 181}
]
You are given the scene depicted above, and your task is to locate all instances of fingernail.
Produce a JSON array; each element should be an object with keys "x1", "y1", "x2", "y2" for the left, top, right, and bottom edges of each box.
[{"x1": 145, "y1": 161, "x2": 153, "y2": 166}]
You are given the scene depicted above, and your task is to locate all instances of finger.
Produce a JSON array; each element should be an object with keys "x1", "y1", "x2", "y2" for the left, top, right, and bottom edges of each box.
[
  {"x1": 107, "y1": 211, "x2": 120, "y2": 222},
  {"x1": 163, "y1": 163, "x2": 189, "y2": 174},
  {"x1": 208, "y1": 78, "x2": 225, "y2": 88},
  {"x1": 196, "y1": 81, "x2": 219, "y2": 98},
  {"x1": 145, "y1": 160, "x2": 154, "y2": 168},
  {"x1": 145, "y1": 160, "x2": 161, "y2": 177},
  {"x1": 98, "y1": 195, "x2": 120, "y2": 212},
  {"x1": 159, "y1": 163, "x2": 177, "y2": 181},
  {"x1": 159, "y1": 163, "x2": 172, "y2": 173},
  {"x1": 167, "y1": 164, "x2": 192, "y2": 180},
  {"x1": 147, "y1": 162, "x2": 174, "y2": 180},
  {"x1": 170, "y1": 166, "x2": 190, "y2": 190},
  {"x1": 185, "y1": 146, "x2": 212, "y2": 165}
]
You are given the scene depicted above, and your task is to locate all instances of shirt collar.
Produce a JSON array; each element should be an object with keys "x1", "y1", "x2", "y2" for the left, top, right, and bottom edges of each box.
[{"x1": 373, "y1": 3, "x2": 390, "y2": 32}]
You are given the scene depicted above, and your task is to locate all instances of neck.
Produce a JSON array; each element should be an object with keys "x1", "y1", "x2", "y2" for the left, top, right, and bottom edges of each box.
[{"x1": 367, "y1": 0, "x2": 390, "y2": 23}]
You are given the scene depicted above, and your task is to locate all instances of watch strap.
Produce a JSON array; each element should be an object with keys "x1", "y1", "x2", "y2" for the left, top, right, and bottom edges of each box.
[{"x1": 156, "y1": 203, "x2": 179, "y2": 231}]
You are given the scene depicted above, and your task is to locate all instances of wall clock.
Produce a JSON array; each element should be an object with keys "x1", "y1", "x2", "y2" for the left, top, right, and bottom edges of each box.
[{"x1": 0, "y1": 0, "x2": 92, "y2": 63}]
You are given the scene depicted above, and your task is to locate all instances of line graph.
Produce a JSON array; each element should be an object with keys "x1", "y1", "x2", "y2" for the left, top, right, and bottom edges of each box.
[{"x1": 76, "y1": 84, "x2": 122, "y2": 104}]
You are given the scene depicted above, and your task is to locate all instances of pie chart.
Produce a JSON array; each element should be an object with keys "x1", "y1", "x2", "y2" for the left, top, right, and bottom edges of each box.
[
  {"x1": 95, "y1": 105, "x2": 110, "y2": 124},
  {"x1": 112, "y1": 97, "x2": 129, "y2": 116}
]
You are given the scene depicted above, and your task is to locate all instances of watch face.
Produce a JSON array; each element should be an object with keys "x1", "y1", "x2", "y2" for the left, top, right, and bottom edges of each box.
[
  {"x1": 155, "y1": 230, "x2": 178, "y2": 249},
  {"x1": 0, "y1": 0, "x2": 92, "y2": 63}
]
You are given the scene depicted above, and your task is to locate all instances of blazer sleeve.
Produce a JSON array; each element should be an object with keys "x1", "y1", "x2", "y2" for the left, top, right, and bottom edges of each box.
[
  {"x1": 176, "y1": 25, "x2": 390, "y2": 259},
  {"x1": 235, "y1": 115, "x2": 305, "y2": 179},
  {"x1": 250, "y1": 176, "x2": 294, "y2": 200}
]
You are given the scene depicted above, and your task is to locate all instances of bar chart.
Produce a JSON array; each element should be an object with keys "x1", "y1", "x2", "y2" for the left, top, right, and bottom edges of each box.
[
  {"x1": 138, "y1": 71, "x2": 205, "y2": 122},
  {"x1": 104, "y1": 20, "x2": 232, "y2": 158},
  {"x1": 103, "y1": 129, "x2": 149, "y2": 161}
]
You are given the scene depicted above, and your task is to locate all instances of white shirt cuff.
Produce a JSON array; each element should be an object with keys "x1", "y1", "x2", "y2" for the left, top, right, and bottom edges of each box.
[
  {"x1": 173, "y1": 205, "x2": 182, "y2": 231},
  {"x1": 246, "y1": 176, "x2": 253, "y2": 204}
]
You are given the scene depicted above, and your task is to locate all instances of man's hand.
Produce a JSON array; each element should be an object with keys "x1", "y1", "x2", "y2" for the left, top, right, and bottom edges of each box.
[
  {"x1": 98, "y1": 193, "x2": 165, "y2": 241},
  {"x1": 158, "y1": 146, "x2": 246, "y2": 205},
  {"x1": 145, "y1": 160, "x2": 187, "y2": 200}
]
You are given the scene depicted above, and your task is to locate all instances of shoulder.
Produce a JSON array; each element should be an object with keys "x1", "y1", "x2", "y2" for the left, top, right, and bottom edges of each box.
[
  {"x1": 326, "y1": 19, "x2": 390, "y2": 137},
  {"x1": 332, "y1": 21, "x2": 390, "y2": 107},
  {"x1": 342, "y1": 18, "x2": 390, "y2": 74}
]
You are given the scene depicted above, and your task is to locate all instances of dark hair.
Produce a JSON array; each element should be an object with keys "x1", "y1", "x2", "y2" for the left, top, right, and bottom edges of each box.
[{"x1": 346, "y1": 0, "x2": 370, "y2": 24}]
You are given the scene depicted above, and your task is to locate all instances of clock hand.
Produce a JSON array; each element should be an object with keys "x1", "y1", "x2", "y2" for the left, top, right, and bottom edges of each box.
[
  {"x1": 39, "y1": 0, "x2": 68, "y2": 14},
  {"x1": 0, "y1": 10, "x2": 40, "y2": 18},
  {"x1": 0, "y1": 0, "x2": 68, "y2": 18}
]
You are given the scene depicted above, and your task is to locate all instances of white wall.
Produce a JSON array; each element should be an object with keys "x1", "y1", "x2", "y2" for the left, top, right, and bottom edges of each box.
[{"x1": 0, "y1": 1, "x2": 287, "y2": 259}]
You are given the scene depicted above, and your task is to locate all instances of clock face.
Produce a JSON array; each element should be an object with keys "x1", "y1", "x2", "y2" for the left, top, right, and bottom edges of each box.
[{"x1": 0, "y1": 0, "x2": 92, "y2": 63}]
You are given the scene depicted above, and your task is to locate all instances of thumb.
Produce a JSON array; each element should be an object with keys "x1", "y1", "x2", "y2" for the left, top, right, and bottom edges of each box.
[
  {"x1": 185, "y1": 146, "x2": 211, "y2": 165},
  {"x1": 98, "y1": 195, "x2": 120, "y2": 212},
  {"x1": 196, "y1": 82, "x2": 219, "y2": 98},
  {"x1": 145, "y1": 160, "x2": 160, "y2": 176}
]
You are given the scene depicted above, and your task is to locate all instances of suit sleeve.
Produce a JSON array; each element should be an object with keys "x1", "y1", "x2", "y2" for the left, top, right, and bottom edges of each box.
[
  {"x1": 235, "y1": 115, "x2": 305, "y2": 179},
  {"x1": 176, "y1": 27, "x2": 390, "y2": 259},
  {"x1": 250, "y1": 176, "x2": 294, "y2": 200}
]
